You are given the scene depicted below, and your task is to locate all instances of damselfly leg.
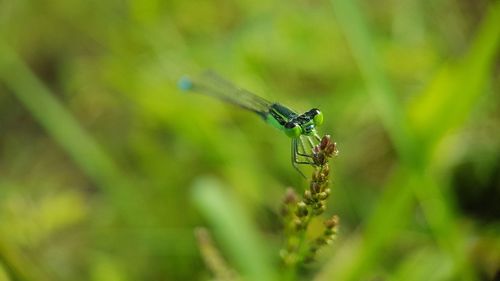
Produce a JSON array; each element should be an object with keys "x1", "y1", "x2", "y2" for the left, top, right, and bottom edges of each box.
[{"x1": 291, "y1": 137, "x2": 322, "y2": 178}]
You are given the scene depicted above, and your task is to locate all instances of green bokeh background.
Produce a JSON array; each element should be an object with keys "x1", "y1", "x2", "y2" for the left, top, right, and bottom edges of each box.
[{"x1": 0, "y1": 0, "x2": 499, "y2": 280}]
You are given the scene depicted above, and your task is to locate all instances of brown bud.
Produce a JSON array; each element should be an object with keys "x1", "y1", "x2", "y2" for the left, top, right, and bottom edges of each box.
[
  {"x1": 324, "y1": 215, "x2": 339, "y2": 229},
  {"x1": 283, "y1": 188, "x2": 298, "y2": 204},
  {"x1": 310, "y1": 182, "x2": 321, "y2": 193},
  {"x1": 317, "y1": 172, "x2": 326, "y2": 183},
  {"x1": 320, "y1": 135, "x2": 331, "y2": 150},
  {"x1": 322, "y1": 167, "x2": 330, "y2": 176},
  {"x1": 314, "y1": 153, "x2": 326, "y2": 165},
  {"x1": 326, "y1": 142, "x2": 338, "y2": 156}
]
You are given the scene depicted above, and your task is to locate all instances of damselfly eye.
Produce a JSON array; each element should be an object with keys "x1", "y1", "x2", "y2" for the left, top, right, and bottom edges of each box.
[
  {"x1": 285, "y1": 122, "x2": 302, "y2": 138},
  {"x1": 311, "y1": 109, "x2": 323, "y2": 127}
]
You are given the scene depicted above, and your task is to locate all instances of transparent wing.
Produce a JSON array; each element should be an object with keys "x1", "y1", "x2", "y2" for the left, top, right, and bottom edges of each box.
[{"x1": 180, "y1": 70, "x2": 273, "y2": 119}]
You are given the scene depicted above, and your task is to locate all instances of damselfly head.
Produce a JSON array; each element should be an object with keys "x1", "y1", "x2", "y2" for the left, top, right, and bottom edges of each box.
[
  {"x1": 307, "y1": 108, "x2": 323, "y2": 127},
  {"x1": 294, "y1": 108, "x2": 323, "y2": 136}
]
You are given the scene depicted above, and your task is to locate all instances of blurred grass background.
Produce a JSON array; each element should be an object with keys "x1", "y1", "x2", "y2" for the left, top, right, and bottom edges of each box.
[{"x1": 0, "y1": 0, "x2": 499, "y2": 280}]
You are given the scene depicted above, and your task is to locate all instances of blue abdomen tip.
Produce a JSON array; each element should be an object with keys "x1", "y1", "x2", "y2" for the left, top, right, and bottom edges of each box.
[{"x1": 178, "y1": 76, "x2": 193, "y2": 91}]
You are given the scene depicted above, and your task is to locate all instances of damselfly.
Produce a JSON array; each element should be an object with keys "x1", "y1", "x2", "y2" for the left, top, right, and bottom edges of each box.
[{"x1": 178, "y1": 71, "x2": 324, "y2": 177}]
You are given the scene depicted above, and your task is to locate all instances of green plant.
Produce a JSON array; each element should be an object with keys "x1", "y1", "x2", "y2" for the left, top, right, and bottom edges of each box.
[
  {"x1": 280, "y1": 135, "x2": 339, "y2": 268},
  {"x1": 194, "y1": 135, "x2": 339, "y2": 281}
]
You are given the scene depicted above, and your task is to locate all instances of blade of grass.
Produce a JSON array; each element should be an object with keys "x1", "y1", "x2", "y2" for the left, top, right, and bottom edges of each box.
[
  {"x1": 314, "y1": 166, "x2": 416, "y2": 281},
  {"x1": 329, "y1": 0, "x2": 419, "y2": 166},
  {"x1": 0, "y1": 237, "x2": 51, "y2": 281},
  {"x1": 389, "y1": 247, "x2": 454, "y2": 281},
  {"x1": 0, "y1": 43, "x2": 141, "y2": 221},
  {"x1": 327, "y1": 0, "x2": 500, "y2": 280},
  {"x1": 409, "y1": 2, "x2": 500, "y2": 148},
  {"x1": 406, "y1": 3, "x2": 500, "y2": 279},
  {"x1": 191, "y1": 177, "x2": 277, "y2": 281}
]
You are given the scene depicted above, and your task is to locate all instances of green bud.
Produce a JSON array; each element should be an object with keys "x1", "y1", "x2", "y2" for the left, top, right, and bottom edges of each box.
[
  {"x1": 313, "y1": 205, "x2": 326, "y2": 215},
  {"x1": 318, "y1": 191, "x2": 329, "y2": 200},
  {"x1": 324, "y1": 188, "x2": 331, "y2": 196},
  {"x1": 294, "y1": 219, "x2": 305, "y2": 230},
  {"x1": 303, "y1": 190, "x2": 313, "y2": 203},
  {"x1": 296, "y1": 202, "x2": 308, "y2": 217}
]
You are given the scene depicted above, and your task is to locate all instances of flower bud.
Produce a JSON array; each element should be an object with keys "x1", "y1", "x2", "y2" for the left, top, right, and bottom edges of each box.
[
  {"x1": 320, "y1": 135, "x2": 331, "y2": 150},
  {"x1": 303, "y1": 190, "x2": 313, "y2": 203},
  {"x1": 324, "y1": 188, "x2": 331, "y2": 196},
  {"x1": 296, "y1": 202, "x2": 308, "y2": 217},
  {"x1": 310, "y1": 182, "x2": 321, "y2": 193},
  {"x1": 324, "y1": 215, "x2": 339, "y2": 229},
  {"x1": 318, "y1": 192, "x2": 329, "y2": 200},
  {"x1": 283, "y1": 188, "x2": 298, "y2": 204},
  {"x1": 294, "y1": 218, "x2": 305, "y2": 230},
  {"x1": 314, "y1": 153, "x2": 326, "y2": 165},
  {"x1": 313, "y1": 204, "x2": 326, "y2": 215}
]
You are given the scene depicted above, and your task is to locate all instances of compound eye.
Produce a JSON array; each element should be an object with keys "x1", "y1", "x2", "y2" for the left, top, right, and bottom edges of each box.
[
  {"x1": 311, "y1": 109, "x2": 323, "y2": 127},
  {"x1": 285, "y1": 122, "x2": 302, "y2": 138}
]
